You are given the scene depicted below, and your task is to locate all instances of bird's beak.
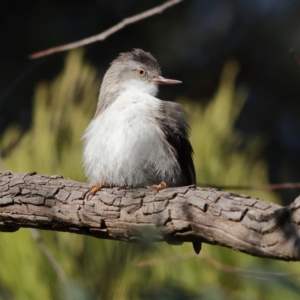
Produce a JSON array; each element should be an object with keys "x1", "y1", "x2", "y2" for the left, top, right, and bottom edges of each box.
[{"x1": 152, "y1": 76, "x2": 182, "y2": 85}]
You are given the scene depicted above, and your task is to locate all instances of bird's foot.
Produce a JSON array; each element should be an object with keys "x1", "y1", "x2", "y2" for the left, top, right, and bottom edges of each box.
[
  {"x1": 86, "y1": 183, "x2": 107, "y2": 201},
  {"x1": 147, "y1": 182, "x2": 167, "y2": 192}
]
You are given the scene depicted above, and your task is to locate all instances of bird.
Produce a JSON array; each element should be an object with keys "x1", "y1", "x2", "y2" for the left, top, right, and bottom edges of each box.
[{"x1": 82, "y1": 48, "x2": 201, "y2": 254}]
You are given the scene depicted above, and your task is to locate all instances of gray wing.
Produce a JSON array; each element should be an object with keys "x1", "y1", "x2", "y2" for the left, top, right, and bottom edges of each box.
[
  {"x1": 157, "y1": 101, "x2": 196, "y2": 185},
  {"x1": 158, "y1": 101, "x2": 200, "y2": 254}
]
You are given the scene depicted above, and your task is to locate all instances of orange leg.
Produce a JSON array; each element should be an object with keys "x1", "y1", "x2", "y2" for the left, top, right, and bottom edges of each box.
[
  {"x1": 147, "y1": 181, "x2": 167, "y2": 192},
  {"x1": 86, "y1": 183, "x2": 107, "y2": 201}
]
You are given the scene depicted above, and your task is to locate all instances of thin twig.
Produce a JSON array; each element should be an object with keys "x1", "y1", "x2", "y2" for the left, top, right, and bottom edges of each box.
[
  {"x1": 200, "y1": 253, "x2": 300, "y2": 278},
  {"x1": 29, "y1": 0, "x2": 183, "y2": 59},
  {"x1": 198, "y1": 182, "x2": 300, "y2": 191},
  {"x1": 28, "y1": 228, "x2": 69, "y2": 287},
  {"x1": 0, "y1": 152, "x2": 3, "y2": 171},
  {"x1": 134, "y1": 252, "x2": 195, "y2": 267},
  {"x1": 134, "y1": 251, "x2": 300, "y2": 279},
  {"x1": 290, "y1": 48, "x2": 300, "y2": 68}
]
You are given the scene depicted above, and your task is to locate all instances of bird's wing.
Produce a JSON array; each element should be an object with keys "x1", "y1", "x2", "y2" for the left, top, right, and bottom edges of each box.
[{"x1": 157, "y1": 101, "x2": 196, "y2": 185}]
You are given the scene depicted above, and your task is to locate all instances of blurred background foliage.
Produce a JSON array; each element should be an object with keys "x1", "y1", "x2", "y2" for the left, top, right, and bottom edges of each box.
[
  {"x1": 2, "y1": 0, "x2": 300, "y2": 299},
  {"x1": 0, "y1": 50, "x2": 299, "y2": 300},
  {"x1": 2, "y1": 0, "x2": 300, "y2": 204}
]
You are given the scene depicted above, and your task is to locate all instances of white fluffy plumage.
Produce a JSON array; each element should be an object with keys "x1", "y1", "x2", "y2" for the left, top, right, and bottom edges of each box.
[{"x1": 82, "y1": 89, "x2": 182, "y2": 187}]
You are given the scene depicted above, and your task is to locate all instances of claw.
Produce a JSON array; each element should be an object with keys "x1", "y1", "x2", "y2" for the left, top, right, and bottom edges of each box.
[
  {"x1": 86, "y1": 183, "x2": 106, "y2": 201},
  {"x1": 147, "y1": 182, "x2": 167, "y2": 192}
]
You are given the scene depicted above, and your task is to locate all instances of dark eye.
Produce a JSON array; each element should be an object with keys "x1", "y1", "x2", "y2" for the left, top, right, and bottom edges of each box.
[{"x1": 137, "y1": 68, "x2": 146, "y2": 77}]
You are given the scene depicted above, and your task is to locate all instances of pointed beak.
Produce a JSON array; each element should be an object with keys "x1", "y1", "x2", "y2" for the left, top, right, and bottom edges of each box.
[{"x1": 152, "y1": 75, "x2": 182, "y2": 85}]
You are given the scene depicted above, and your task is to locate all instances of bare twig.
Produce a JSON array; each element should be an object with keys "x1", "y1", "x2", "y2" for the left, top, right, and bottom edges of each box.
[
  {"x1": 0, "y1": 152, "x2": 3, "y2": 171},
  {"x1": 134, "y1": 252, "x2": 195, "y2": 267},
  {"x1": 29, "y1": 0, "x2": 183, "y2": 59},
  {"x1": 135, "y1": 251, "x2": 300, "y2": 280},
  {"x1": 200, "y1": 253, "x2": 300, "y2": 278},
  {"x1": 199, "y1": 182, "x2": 300, "y2": 191},
  {"x1": 290, "y1": 49, "x2": 300, "y2": 68},
  {"x1": 28, "y1": 228, "x2": 69, "y2": 287}
]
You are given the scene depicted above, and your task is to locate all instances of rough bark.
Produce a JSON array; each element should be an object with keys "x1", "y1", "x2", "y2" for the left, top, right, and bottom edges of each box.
[{"x1": 0, "y1": 171, "x2": 300, "y2": 261}]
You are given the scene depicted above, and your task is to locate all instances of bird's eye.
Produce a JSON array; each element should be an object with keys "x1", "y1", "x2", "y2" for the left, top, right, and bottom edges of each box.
[{"x1": 137, "y1": 68, "x2": 146, "y2": 77}]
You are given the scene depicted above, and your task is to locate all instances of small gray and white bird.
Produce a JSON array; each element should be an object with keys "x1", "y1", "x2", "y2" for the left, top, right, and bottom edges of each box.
[{"x1": 82, "y1": 49, "x2": 200, "y2": 254}]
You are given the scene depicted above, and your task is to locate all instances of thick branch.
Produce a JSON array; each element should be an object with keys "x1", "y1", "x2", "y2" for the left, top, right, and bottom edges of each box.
[{"x1": 1, "y1": 171, "x2": 300, "y2": 261}]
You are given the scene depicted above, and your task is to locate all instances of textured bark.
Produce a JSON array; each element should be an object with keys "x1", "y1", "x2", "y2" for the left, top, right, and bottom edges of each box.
[{"x1": 1, "y1": 171, "x2": 300, "y2": 261}]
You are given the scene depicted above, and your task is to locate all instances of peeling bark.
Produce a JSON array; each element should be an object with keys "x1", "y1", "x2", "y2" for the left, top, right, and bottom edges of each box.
[{"x1": 0, "y1": 171, "x2": 300, "y2": 261}]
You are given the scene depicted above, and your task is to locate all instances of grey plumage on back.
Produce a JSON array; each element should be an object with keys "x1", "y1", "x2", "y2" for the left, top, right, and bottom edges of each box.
[{"x1": 156, "y1": 101, "x2": 196, "y2": 186}]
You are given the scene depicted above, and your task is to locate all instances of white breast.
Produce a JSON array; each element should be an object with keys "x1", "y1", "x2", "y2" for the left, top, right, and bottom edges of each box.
[{"x1": 82, "y1": 91, "x2": 182, "y2": 187}]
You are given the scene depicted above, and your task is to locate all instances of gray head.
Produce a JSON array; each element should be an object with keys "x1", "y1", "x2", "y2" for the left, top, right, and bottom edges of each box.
[{"x1": 94, "y1": 48, "x2": 181, "y2": 118}]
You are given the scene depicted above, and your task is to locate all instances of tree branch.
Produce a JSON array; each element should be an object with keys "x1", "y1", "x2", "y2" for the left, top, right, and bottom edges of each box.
[
  {"x1": 1, "y1": 171, "x2": 300, "y2": 261},
  {"x1": 29, "y1": 0, "x2": 183, "y2": 59}
]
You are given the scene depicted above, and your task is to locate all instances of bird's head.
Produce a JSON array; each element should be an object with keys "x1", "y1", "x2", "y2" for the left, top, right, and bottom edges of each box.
[
  {"x1": 94, "y1": 49, "x2": 181, "y2": 118},
  {"x1": 102, "y1": 48, "x2": 181, "y2": 97}
]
